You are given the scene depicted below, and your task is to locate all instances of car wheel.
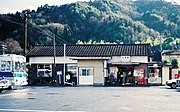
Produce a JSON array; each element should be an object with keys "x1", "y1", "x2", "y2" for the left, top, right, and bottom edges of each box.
[
  {"x1": 7, "y1": 86, "x2": 13, "y2": 90},
  {"x1": 171, "y1": 83, "x2": 176, "y2": 89},
  {"x1": 0, "y1": 89, "x2": 3, "y2": 93}
]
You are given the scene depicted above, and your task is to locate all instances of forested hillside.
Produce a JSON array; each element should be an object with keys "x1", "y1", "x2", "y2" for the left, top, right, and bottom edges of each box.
[{"x1": 0, "y1": 0, "x2": 179, "y2": 57}]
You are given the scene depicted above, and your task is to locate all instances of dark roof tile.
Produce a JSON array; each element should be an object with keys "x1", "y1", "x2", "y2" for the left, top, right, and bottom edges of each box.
[{"x1": 27, "y1": 44, "x2": 151, "y2": 57}]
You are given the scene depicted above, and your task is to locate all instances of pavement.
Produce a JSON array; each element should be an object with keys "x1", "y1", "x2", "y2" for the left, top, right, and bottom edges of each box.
[{"x1": 0, "y1": 85, "x2": 180, "y2": 112}]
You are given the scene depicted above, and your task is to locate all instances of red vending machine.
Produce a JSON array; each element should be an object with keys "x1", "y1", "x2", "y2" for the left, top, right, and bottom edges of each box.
[{"x1": 137, "y1": 69, "x2": 147, "y2": 85}]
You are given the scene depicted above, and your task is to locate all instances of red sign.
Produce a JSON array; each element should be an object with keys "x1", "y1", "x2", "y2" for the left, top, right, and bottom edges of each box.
[{"x1": 175, "y1": 74, "x2": 180, "y2": 79}]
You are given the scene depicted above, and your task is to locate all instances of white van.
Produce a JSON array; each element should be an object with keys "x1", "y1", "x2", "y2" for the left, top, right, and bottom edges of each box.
[{"x1": 166, "y1": 78, "x2": 180, "y2": 89}]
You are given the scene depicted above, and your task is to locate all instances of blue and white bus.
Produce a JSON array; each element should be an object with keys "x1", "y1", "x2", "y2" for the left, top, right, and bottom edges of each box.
[{"x1": 0, "y1": 54, "x2": 28, "y2": 89}]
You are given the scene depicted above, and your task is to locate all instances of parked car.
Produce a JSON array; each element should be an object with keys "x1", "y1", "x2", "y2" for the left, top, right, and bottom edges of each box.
[
  {"x1": 166, "y1": 78, "x2": 180, "y2": 89},
  {"x1": 0, "y1": 79, "x2": 13, "y2": 93}
]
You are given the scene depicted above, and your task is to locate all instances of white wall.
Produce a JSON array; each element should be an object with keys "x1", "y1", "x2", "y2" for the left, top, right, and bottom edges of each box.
[
  {"x1": 29, "y1": 56, "x2": 77, "y2": 64},
  {"x1": 162, "y1": 66, "x2": 169, "y2": 85},
  {"x1": 77, "y1": 60, "x2": 104, "y2": 85},
  {"x1": 111, "y1": 56, "x2": 148, "y2": 63},
  {"x1": 131, "y1": 56, "x2": 148, "y2": 63}
]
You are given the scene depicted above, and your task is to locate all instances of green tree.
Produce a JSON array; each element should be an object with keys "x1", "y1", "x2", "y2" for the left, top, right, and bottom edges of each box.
[{"x1": 171, "y1": 58, "x2": 179, "y2": 68}]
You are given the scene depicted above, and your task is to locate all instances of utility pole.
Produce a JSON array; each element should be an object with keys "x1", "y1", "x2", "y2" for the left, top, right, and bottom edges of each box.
[
  {"x1": 63, "y1": 44, "x2": 66, "y2": 85},
  {"x1": 160, "y1": 34, "x2": 162, "y2": 53},
  {"x1": 53, "y1": 34, "x2": 56, "y2": 83},
  {"x1": 160, "y1": 33, "x2": 163, "y2": 62},
  {"x1": 24, "y1": 14, "x2": 27, "y2": 56}
]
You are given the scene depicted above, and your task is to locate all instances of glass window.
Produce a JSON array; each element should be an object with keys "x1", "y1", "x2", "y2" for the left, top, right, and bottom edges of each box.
[
  {"x1": 45, "y1": 64, "x2": 51, "y2": 69},
  {"x1": 19, "y1": 74, "x2": 23, "y2": 77},
  {"x1": 87, "y1": 69, "x2": 90, "y2": 76},
  {"x1": 38, "y1": 64, "x2": 44, "y2": 69},
  {"x1": 67, "y1": 64, "x2": 77, "y2": 76},
  {"x1": 37, "y1": 71, "x2": 44, "y2": 77},
  {"x1": 23, "y1": 73, "x2": 27, "y2": 77},
  {"x1": 6, "y1": 61, "x2": 11, "y2": 71},
  {"x1": 80, "y1": 68, "x2": 93, "y2": 76},
  {"x1": 12, "y1": 61, "x2": 14, "y2": 72},
  {"x1": 1, "y1": 61, "x2": 6, "y2": 71},
  {"x1": 148, "y1": 67, "x2": 162, "y2": 83},
  {"x1": 37, "y1": 64, "x2": 52, "y2": 77},
  {"x1": 148, "y1": 67, "x2": 162, "y2": 77},
  {"x1": 15, "y1": 73, "x2": 22, "y2": 77},
  {"x1": 82, "y1": 69, "x2": 87, "y2": 76},
  {"x1": 20, "y1": 62, "x2": 26, "y2": 71},
  {"x1": 15, "y1": 61, "x2": 20, "y2": 72}
]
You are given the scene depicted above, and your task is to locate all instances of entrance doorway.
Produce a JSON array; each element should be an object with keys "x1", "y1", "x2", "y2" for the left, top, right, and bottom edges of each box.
[{"x1": 117, "y1": 67, "x2": 135, "y2": 85}]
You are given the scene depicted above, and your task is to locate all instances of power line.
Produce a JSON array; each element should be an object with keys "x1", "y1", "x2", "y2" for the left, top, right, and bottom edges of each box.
[
  {"x1": 0, "y1": 16, "x2": 46, "y2": 36},
  {"x1": 0, "y1": 15, "x2": 70, "y2": 45},
  {"x1": 0, "y1": 16, "x2": 48, "y2": 37},
  {"x1": 31, "y1": 24, "x2": 69, "y2": 44},
  {"x1": 32, "y1": 24, "x2": 70, "y2": 45},
  {"x1": 0, "y1": 16, "x2": 24, "y2": 27},
  {"x1": 0, "y1": 15, "x2": 70, "y2": 44}
]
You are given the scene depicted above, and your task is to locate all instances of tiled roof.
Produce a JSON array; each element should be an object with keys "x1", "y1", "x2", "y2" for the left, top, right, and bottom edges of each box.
[{"x1": 27, "y1": 44, "x2": 151, "y2": 57}]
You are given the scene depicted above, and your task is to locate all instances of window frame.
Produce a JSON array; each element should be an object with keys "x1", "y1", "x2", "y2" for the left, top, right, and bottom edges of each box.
[
  {"x1": 79, "y1": 67, "x2": 94, "y2": 76},
  {"x1": 37, "y1": 64, "x2": 52, "y2": 77}
]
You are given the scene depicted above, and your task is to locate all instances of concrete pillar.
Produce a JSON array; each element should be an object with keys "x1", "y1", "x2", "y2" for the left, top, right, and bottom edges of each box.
[{"x1": 162, "y1": 66, "x2": 170, "y2": 85}]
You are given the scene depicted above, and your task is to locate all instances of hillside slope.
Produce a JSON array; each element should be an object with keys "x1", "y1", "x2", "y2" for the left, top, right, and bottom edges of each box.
[{"x1": 0, "y1": 0, "x2": 179, "y2": 54}]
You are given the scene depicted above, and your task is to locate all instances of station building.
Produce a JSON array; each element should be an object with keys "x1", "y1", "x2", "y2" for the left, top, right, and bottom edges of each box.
[{"x1": 27, "y1": 44, "x2": 170, "y2": 86}]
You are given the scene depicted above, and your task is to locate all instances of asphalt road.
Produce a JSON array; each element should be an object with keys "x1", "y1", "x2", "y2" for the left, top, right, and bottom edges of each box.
[{"x1": 0, "y1": 86, "x2": 180, "y2": 112}]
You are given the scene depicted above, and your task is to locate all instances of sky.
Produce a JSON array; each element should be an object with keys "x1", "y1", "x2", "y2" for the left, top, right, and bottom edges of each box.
[
  {"x1": 0, "y1": 0, "x2": 92, "y2": 14},
  {"x1": 0, "y1": 0, "x2": 179, "y2": 14}
]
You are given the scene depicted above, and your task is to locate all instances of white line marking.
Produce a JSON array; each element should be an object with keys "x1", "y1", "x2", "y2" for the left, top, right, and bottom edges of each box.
[{"x1": 0, "y1": 109, "x2": 86, "y2": 112}]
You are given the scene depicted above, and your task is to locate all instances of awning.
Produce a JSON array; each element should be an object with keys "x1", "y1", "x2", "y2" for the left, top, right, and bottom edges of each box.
[
  {"x1": 71, "y1": 57, "x2": 111, "y2": 60},
  {"x1": 148, "y1": 61, "x2": 163, "y2": 67},
  {"x1": 110, "y1": 62, "x2": 140, "y2": 65}
]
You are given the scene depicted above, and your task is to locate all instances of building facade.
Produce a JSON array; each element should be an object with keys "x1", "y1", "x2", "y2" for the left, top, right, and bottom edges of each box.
[
  {"x1": 27, "y1": 44, "x2": 168, "y2": 86},
  {"x1": 162, "y1": 50, "x2": 180, "y2": 69},
  {"x1": 162, "y1": 50, "x2": 180, "y2": 79}
]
